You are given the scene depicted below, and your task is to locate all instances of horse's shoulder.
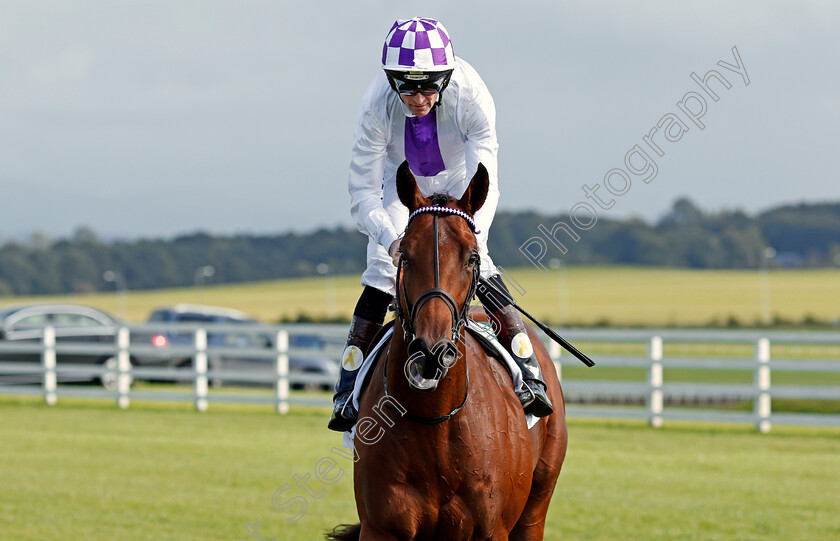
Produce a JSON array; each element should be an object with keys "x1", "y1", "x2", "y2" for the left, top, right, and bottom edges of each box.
[
  {"x1": 463, "y1": 331, "x2": 515, "y2": 390},
  {"x1": 467, "y1": 305, "x2": 488, "y2": 324}
]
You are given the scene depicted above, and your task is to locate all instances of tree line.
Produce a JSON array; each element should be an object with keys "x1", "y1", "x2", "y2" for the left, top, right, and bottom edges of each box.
[
  {"x1": 0, "y1": 198, "x2": 837, "y2": 296},
  {"x1": 502, "y1": 199, "x2": 840, "y2": 269}
]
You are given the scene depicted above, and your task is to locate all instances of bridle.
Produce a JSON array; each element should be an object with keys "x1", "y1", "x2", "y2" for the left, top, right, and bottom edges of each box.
[
  {"x1": 384, "y1": 204, "x2": 481, "y2": 425},
  {"x1": 395, "y1": 205, "x2": 481, "y2": 346}
]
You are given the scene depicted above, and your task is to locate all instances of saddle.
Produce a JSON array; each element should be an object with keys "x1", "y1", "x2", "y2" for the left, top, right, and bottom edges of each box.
[{"x1": 349, "y1": 318, "x2": 532, "y2": 423}]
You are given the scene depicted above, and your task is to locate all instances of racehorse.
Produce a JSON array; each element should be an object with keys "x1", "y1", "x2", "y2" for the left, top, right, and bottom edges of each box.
[{"x1": 328, "y1": 162, "x2": 567, "y2": 540}]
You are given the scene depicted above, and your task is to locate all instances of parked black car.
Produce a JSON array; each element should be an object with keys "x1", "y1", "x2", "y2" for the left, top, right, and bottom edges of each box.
[{"x1": 0, "y1": 304, "x2": 128, "y2": 390}]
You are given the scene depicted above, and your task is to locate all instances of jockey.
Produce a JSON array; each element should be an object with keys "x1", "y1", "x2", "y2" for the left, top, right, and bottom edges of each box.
[{"x1": 329, "y1": 17, "x2": 553, "y2": 432}]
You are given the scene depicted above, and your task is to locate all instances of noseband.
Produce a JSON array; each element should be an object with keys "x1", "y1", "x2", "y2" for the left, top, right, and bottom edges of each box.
[{"x1": 395, "y1": 205, "x2": 481, "y2": 346}]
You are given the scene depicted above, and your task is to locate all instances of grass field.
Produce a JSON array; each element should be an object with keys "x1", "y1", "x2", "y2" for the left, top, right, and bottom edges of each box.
[
  {"x1": 2, "y1": 266, "x2": 839, "y2": 327},
  {"x1": 1, "y1": 396, "x2": 839, "y2": 540}
]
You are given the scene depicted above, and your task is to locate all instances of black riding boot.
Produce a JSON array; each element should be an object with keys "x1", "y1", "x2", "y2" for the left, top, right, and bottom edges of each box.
[
  {"x1": 327, "y1": 315, "x2": 383, "y2": 432},
  {"x1": 487, "y1": 305, "x2": 554, "y2": 417}
]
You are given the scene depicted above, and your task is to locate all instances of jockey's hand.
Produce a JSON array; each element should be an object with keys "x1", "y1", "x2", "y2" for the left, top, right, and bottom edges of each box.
[{"x1": 388, "y1": 239, "x2": 401, "y2": 267}]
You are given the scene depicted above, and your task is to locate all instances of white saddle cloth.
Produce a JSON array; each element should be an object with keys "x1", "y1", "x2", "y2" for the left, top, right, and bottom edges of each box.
[{"x1": 342, "y1": 320, "x2": 537, "y2": 451}]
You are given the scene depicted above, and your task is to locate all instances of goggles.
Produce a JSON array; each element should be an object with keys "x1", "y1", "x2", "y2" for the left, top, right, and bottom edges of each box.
[{"x1": 385, "y1": 69, "x2": 453, "y2": 97}]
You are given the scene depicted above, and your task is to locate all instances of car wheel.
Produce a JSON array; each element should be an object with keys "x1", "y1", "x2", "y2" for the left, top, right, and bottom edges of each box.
[
  {"x1": 100, "y1": 357, "x2": 134, "y2": 392},
  {"x1": 301, "y1": 369, "x2": 322, "y2": 392}
]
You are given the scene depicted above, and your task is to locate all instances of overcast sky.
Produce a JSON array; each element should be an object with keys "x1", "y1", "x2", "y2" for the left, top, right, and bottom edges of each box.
[{"x1": 1, "y1": 1, "x2": 837, "y2": 241}]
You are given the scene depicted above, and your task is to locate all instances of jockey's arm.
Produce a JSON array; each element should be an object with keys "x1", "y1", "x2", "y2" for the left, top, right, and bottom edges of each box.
[
  {"x1": 461, "y1": 73, "x2": 500, "y2": 251},
  {"x1": 348, "y1": 96, "x2": 400, "y2": 253}
]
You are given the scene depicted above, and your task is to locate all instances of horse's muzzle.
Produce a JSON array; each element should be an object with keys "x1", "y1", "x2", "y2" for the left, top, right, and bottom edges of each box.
[{"x1": 404, "y1": 338, "x2": 459, "y2": 392}]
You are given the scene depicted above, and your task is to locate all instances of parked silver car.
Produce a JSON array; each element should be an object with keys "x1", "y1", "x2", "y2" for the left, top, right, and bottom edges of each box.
[
  {"x1": 0, "y1": 304, "x2": 128, "y2": 390},
  {"x1": 0, "y1": 303, "x2": 339, "y2": 391}
]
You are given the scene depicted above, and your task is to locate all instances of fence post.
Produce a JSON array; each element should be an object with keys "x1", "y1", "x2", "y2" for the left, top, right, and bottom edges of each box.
[
  {"x1": 194, "y1": 328, "x2": 208, "y2": 412},
  {"x1": 275, "y1": 330, "x2": 289, "y2": 414},
  {"x1": 754, "y1": 337, "x2": 771, "y2": 433},
  {"x1": 648, "y1": 336, "x2": 663, "y2": 428},
  {"x1": 116, "y1": 327, "x2": 130, "y2": 409},
  {"x1": 42, "y1": 326, "x2": 57, "y2": 406},
  {"x1": 549, "y1": 340, "x2": 562, "y2": 382}
]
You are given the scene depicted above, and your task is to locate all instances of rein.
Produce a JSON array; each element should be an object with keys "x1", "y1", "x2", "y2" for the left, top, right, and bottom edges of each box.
[
  {"x1": 385, "y1": 205, "x2": 480, "y2": 424},
  {"x1": 395, "y1": 208, "x2": 480, "y2": 346}
]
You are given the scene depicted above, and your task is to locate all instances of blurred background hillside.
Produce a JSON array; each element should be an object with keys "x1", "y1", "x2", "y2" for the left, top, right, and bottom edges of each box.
[{"x1": 1, "y1": 198, "x2": 838, "y2": 297}]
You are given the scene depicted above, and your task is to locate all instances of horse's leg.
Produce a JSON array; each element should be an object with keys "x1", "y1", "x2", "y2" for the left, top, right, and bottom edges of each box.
[
  {"x1": 508, "y1": 499, "x2": 549, "y2": 541},
  {"x1": 511, "y1": 343, "x2": 568, "y2": 541},
  {"x1": 509, "y1": 446, "x2": 563, "y2": 541}
]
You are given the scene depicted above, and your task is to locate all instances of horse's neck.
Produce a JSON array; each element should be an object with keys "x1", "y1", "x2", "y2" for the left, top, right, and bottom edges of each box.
[{"x1": 385, "y1": 332, "x2": 469, "y2": 420}]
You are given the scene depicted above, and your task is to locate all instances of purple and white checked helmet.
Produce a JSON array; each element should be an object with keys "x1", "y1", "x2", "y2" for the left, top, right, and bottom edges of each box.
[{"x1": 381, "y1": 17, "x2": 455, "y2": 72}]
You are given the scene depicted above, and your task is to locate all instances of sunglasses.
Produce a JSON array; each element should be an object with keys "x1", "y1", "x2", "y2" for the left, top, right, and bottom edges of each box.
[
  {"x1": 385, "y1": 70, "x2": 452, "y2": 97},
  {"x1": 398, "y1": 85, "x2": 440, "y2": 97}
]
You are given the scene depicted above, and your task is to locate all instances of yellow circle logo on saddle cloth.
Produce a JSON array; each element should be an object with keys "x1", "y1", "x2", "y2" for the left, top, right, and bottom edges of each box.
[
  {"x1": 510, "y1": 332, "x2": 534, "y2": 359},
  {"x1": 341, "y1": 345, "x2": 364, "y2": 371}
]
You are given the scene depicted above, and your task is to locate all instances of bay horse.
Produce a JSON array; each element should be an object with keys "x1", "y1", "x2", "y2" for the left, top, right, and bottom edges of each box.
[{"x1": 328, "y1": 162, "x2": 567, "y2": 540}]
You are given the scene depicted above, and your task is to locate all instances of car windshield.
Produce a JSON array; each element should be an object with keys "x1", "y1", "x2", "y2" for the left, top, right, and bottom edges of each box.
[
  {"x1": 176, "y1": 314, "x2": 217, "y2": 323},
  {"x1": 147, "y1": 310, "x2": 168, "y2": 322},
  {"x1": 9, "y1": 313, "x2": 50, "y2": 330},
  {"x1": 52, "y1": 313, "x2": 106, "y2": 327}
]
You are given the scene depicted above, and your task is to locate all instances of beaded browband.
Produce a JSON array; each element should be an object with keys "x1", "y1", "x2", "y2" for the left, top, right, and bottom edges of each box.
[{"x1": 406, "y1": 206, "x2": 480, "y2": 234}]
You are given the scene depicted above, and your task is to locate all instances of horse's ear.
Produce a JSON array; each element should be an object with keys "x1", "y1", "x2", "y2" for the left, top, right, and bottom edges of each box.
[
  {"x1": 396, "y1": 161, "x2": 425, "y2": 211},
  {"x1": 457, "y1": 163, "x2": 490, "y2": 215}
]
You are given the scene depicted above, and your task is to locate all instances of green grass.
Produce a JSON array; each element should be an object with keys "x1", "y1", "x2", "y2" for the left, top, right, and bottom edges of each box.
[
  {"x1": 3, "y1": 266, "x2": 839, "y2": 327},
  {"x1": 1, "y1": 396, "x2": 839, "y2": 540}
]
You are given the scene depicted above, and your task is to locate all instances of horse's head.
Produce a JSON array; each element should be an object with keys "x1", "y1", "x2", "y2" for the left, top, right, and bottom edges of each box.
[{"x1": 395, "y1": 161, "x2": 489, "y2": 391}]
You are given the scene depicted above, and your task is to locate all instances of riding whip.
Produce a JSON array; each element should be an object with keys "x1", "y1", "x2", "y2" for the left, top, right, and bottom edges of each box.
[{"x1": 478, "y1": 276, "x2": 595, "y2": 367}]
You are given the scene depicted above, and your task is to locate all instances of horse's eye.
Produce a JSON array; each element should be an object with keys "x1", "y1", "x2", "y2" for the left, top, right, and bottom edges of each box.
[
  {"x1": 467, "y1": 253, "x2": 479, "y2": 267},
  {"x1": 399, "y1": 254, "x2": 408, "y2": 266}
]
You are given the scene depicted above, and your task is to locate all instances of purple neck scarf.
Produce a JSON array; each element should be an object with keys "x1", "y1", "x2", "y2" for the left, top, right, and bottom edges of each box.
[{"x1": 404, "y1": 110, "x2": 445, "y2": 177}]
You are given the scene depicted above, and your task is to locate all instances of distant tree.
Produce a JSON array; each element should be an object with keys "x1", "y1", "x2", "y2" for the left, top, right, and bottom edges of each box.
[
  {"x1": 73, "y1": 226, "x2": 100, "y2": 245},
  {"x1": 758, "y1": 203, "x2": 840, "y2": 264},
  {"x1": 28, "y1": 231, "x2": 53, "y2": 251},
  {"x1": 0, "y1": 245, "x2": 38, "y2": 295},
  {"x1": 659, "y1": 197, "x2": 705, "y2": 227}
]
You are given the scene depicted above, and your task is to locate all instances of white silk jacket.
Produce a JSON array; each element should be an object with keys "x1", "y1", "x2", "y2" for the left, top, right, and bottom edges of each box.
[{"x1": 348, "y1": 57, "x2": 500, "y2": 292}]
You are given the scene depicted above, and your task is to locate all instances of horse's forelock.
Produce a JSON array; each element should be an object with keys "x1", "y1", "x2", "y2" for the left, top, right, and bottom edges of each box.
[{"x1": 429, "y1": 193, "x2": 451, "y2": 206}]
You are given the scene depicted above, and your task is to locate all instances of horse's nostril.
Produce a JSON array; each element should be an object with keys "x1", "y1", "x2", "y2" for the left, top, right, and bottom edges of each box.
[
  {"x1": 406, "y1": 338, "x2": 458, "y2": 383},
  {"x1": 408, "y1": 338, "x2": 430, "y2": 358}
]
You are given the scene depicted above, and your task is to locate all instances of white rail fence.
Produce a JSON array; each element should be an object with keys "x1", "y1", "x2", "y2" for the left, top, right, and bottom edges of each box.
[
  {"x1": 548, "y1": 328, "x2": 840, "y2": 432},
  {"x1": 0, "y1": 323, "x2": 345, "y2": 414},
  {"x1": 0, "y1": 324, "x2": 838, "y2": 432}
]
